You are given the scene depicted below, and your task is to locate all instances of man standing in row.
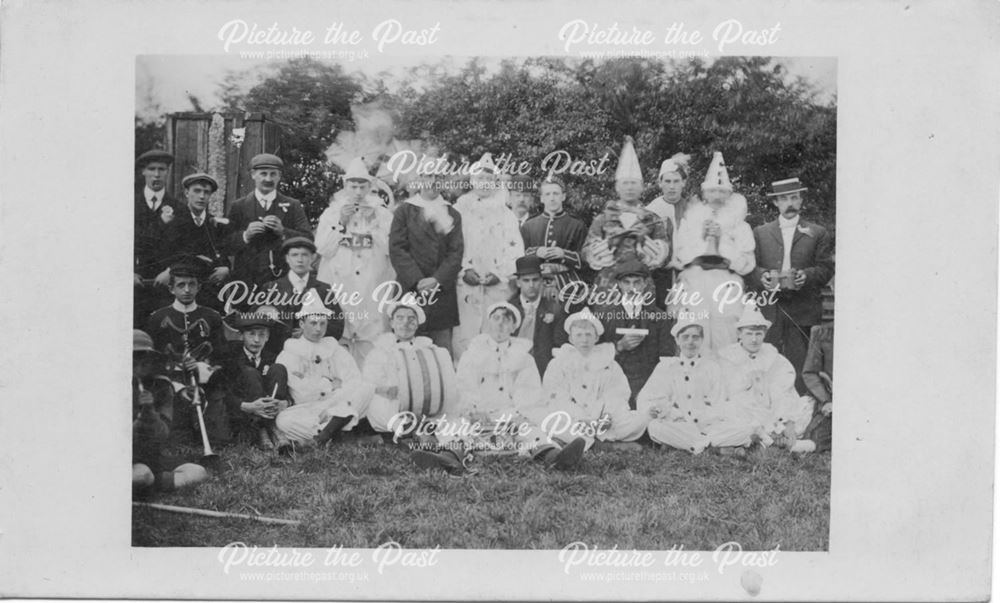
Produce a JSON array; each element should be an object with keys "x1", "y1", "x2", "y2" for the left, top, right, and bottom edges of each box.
[
  {"x1": 226, "y1": 153, "x2": 312, "y2": 288},
  {"x1": 134, "y1": 149, "x2": 178, "y2": 326},
  {"x1": 750, "y1": 177, "x2": 834, "y2": 394}
]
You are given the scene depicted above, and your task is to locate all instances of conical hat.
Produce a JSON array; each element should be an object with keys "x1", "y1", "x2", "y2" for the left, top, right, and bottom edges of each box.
[
  {"x1": 344, "y1": 157, "x2": 372, "y2": 182},
  {"x1": 615, "y1": 136, "x2": 643, "y2": 182},
  {"x1": 564, "y1": 307, "x2": 605, "y2": 336},
  {"x1": 701, "y1": 151, "x2": 732, "y2": 191},
  {"x1": 735, "y1": 301, "x2": 771, "y2": 330},
  {"x1": 477, "y1": 152, "x2": 497, "y2": 174},
  {"x1": 295, "y1": 289, "x2": 333, "y2": 319},
  {"x1": 670, "y1": 313, "x2": 706, "y2": 338}
]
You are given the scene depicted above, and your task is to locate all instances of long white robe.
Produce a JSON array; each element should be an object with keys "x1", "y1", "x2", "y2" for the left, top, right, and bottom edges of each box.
[
  {"x1": 362, "y1": 333, "x2": 456, "y2": 432},
  {"x1": 529, "y1": 342, "x2": 649, "y2": 450},
  {"x1": 716, "y1": 342, "x2": 814, "y2": 439},
  {"x1": 452, "y1": 190, "x2": 524, "y2": 360},
  {"x1": 636, "y1": 354, "x2": 752, "y2": 453},
  {"x1": 315, "y1": 193, "x2": 396, "y2": 364},
  {"x1": 669, "y1": 194, "x2": 756, "y2": 351},
  {"x1": 274, "y1": 336, "x2": 374, "y2": 444}
]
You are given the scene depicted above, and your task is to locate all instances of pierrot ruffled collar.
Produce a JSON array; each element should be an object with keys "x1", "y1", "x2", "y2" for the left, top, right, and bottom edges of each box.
[
  {"x1": 283, "y1": 337, "x2": 341, "y2": 362},
  {"x1": 717, "y1": 342, "x2": 779, "y2": 367},
  {"x1": 373, "y1": 332, "x2": 433, "y2": 351},
  {"x1": 552, "y1": 342, "x2": 617, "y2": 372}
]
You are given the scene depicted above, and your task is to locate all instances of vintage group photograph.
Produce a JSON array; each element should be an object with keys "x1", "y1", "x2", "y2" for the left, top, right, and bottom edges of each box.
[{"x1": 131, "y1": 53, "x2": 837, "y2": 550}]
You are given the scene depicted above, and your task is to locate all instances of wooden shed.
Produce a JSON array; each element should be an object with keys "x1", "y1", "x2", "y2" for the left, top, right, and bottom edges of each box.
[{"x1": 164, "y1": 112, "x2": 283, "y2": 215}]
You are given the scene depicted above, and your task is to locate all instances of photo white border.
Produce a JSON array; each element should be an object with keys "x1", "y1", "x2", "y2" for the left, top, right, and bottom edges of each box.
[{"x1": 0, "y1": 0, "x2": 996, "y2": 600}]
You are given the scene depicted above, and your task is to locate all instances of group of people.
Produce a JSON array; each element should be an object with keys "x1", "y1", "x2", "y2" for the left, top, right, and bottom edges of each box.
[{"x1": 132, "y1": 139, "x2": 834, "y2": 490}]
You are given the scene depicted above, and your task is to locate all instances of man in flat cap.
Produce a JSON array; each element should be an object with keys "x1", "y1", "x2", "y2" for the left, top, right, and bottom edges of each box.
[
  {"x1": 749, "y1": 177, "x2": 834, "y2": 394},
  {"x1": 157, "y1": 173, "x2": 232, "y2": 313},
  {"x1": 260, "y1": 236, "x2": 345, "y2": 355},
  {"x1": 225, "y1": 153, "x2": 312, "y2": 287},
  {"x1": 134, "y1": 149, "x2": 178, "y2": 327},
  {"x1": 219, "y1": 309, "x2": 291, "y2": 450},
  {"x1": 595, "y1": 259, "x2": 674, "y2": 409}
]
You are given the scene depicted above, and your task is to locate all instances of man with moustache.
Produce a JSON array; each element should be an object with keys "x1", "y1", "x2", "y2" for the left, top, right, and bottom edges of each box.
[
  {"x1": 157, "y1": 173, "x2": 231, "y2": 313},
  {"x1": 134, "y1": 149, "x2": 178, "y2": 326},
  {"x1": 225, "y1": 154, "x2": 312, "y2": 287},
  {"x1": 749, "y1": 178, "x2": 834, "y2": 394}
]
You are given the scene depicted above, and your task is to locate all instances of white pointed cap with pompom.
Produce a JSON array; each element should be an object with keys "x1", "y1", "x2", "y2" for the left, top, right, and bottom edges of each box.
[
  {"x1": 344, "y1": 157, "x2": 372, "y2": 182},
  {"x1": 735, "y1": 301, "x2": 771, "y2": 330},
  {"x1": 701, "y1": 151, "x2": 733, "y2": 191}
]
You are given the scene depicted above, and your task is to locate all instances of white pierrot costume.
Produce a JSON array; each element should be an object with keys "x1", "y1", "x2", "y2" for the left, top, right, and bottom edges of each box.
[
  {"x1": 362, "y1": 331, "x2": 456, "y2": 432},
  {"x1": 528, "y1": 341, "x2": 649, "y2": 450},
  {"x1": 452, "y1": 153, "x2": 525, "y2": 359},
  {"x1": 315, "y1": 157, "x2": 396, "y2": 364},
  {"x1": 637, "y1": 318, "x2": 753, "y2": 454},
  {"x1": 669, "y1": 151, "x2": 756, "y2": 352},
  {"x1": 274, "y1": 298, "x2": 374, "y2": 444},
  {"x1": 716, "y1": 306, "x2": 813, "y2": 440}
]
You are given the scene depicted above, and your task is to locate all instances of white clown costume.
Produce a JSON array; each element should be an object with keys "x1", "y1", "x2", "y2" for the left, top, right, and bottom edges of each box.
[
  {"x1": 670, "y1": 152, "x2": 755, "y2": 352},
  {"x1": 362, "y1": 304, "x2": 457, "y2": 433},
  {"x1": 637, "y1": 319, "x2": 753, "y2": 454},
  {"x1": 274, "y1": 299, "x2": 374, "y2": 445},
  {"x1": 716, "y1": 304, "x2": 814, "y2": 442},
  {"x1": 452, "y1": 153, "x2": 525, "y2": 360},
  {"x1": 531, "y1": 310, "x2": 648, "y2": 450},
  {"x1": 315, "y1": 157, "x2": 396, "y2": 365}
]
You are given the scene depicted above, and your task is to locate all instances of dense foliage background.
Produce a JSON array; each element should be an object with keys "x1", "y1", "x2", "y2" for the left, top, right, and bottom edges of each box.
[{"x1": 137, "y1": 56, "x2": 836, "y2": 231}]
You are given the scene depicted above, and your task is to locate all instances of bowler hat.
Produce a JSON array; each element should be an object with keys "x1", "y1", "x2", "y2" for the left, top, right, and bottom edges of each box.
[
  {"x1": 514, "y1": 255, "x2": 543, "y2": 277},
  {"x1": 250, "y1": 153, "x2": 284, "y2": 171}
]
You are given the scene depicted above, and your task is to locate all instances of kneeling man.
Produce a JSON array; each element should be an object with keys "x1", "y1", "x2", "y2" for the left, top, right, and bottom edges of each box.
[{"x1": 274, "y1": 296, "x2": 374, "y2": 450}]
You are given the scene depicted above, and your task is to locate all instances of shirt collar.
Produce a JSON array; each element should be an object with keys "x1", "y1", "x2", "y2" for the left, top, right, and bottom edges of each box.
[
  {"x1": 244, "y1": 347, "x2": 261, "y2": 362},
  {"x1": 521, "y1": 296, "x2": 539, "y2": 309},
  {"x1": 543, "y1": 209, "x2": 565, "y2": 219},
  {"x1": 287, "y1": 271, "x2": 309, "y2": 289},
  {"x1": 778, "y1": 215, "x2": 800, "y2": 229},
  {"x1": 190, "y1": 210, "x2": 207, "y2": 223},
  {"x1": 144, "y1": 187, "x2": 160, "y2": 204},
  {"x1": 256, "y1": 190, "x2": 277, "y2": 204},
  {"x1": 171, "y1": 299, "x2": 198, "y2": 313}
]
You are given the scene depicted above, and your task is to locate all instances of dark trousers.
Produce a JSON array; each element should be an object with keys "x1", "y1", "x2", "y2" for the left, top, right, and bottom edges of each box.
[
  {"x1": 765, "y1": 307, "x2": 812, "y2": 395},
  {"x1": 226, "y1": 364, "x2": 290, "y2": 441}
]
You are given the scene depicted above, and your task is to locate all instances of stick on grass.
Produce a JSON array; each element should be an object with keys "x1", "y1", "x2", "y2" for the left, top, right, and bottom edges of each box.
[{"x1": 133, "y1": 502, "x2": 301, "y2": 526}]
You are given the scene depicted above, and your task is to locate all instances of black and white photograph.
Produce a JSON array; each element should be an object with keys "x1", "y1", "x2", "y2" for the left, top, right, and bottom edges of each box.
[
  {"x1": 131, "y1": 52, "x2": 837, "y2": 553},
  {"x1": 0, "y1": 0, "x2": 996, "y2": 600}
]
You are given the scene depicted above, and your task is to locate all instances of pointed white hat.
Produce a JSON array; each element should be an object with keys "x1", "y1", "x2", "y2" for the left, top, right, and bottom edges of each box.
[
  {"x1": 344, "y1": 157, "x2": 372, "y2": 182},
  {"x1": 735, "y1": 301, "x2": 771, "y2": 330},
  {"x1": 615, "y1": 136, "x2": 643, "y2": 182},
  {"x1": 564, "y1": 307, "x2": 605, "y2": 336},
  {"x1": 701, "y1": 151, "x2": 733, "y2": 191},
  {"x1": 295, "y1": 289, "x2": 334, "y2": 319},
  {"x1": 670, "y1": 313, "x2": 706, "y2": 338},
  {"x1": 477, "y1": 152, "x2": 498, "y2": 174}
]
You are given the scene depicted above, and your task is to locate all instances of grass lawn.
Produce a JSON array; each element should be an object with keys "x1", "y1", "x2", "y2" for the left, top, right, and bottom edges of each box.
[{"x1": 132, "y1": 439, "x2": 830, "y2": 550}]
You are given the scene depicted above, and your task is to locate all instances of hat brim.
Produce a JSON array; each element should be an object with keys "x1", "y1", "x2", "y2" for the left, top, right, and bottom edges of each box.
[{"x1": 766, "y1": 187, "x2": 808, "y2": 197}]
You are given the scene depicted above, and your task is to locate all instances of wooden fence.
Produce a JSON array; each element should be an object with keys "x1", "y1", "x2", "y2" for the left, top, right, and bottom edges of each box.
[{"x1": 165, "y1": 112, "x2": 283, "y2": 215}]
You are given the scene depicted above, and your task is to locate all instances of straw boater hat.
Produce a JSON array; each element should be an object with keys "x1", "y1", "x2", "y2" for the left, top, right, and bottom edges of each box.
[
  {"x1": 766, "y1": 177, "x2": 808, "y2": 197},
  {"x1": 295, "y1": 290, "x2": 333, "y2": 319},
  {"x1": 486, "y1": 301, "x2": 522, "y2": 331},
  {"x1": 385, "y1": 300, "x2": 426, "y2": 325},
  {"x1": 615, "y1": 136, "x2": 643, "y2": 182},
  {"x1": 735, "y1": 302, "x2": 772, "y2": 330},
  {"x1": 670, "y1": 314, "x2": 706, "y2": 339},
  {"x1": 343, "y1": 157, "x2": 372, "y2": 182},
  {"x1": 564, "y1": 307, "x2": 605, "y2": 336},
  {"x1": 701, "y1": 151, "x2": 733, "y2": 191}
]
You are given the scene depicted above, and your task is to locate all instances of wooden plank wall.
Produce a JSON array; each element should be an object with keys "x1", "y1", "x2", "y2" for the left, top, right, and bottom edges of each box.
[{"x1": 165, "y1": 112, "x2": 282, "y2": 213}]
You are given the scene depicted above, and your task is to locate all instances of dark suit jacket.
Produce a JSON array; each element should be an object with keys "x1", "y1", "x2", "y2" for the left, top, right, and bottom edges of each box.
[
  {"x1": 134, "y1": 190, "x2": 179, "y2": 278},
  {"x1": 258, "y1": 274, "x2": 345, "y2": 356},
  {"x1": 749, "y1": 219, "x2": 834, "y2": 327},
  {"x1": 508, "y1": 294, "x2": 568, "y2": 377},
  {"x1": 596, "y1": 301, "x2": 674, "y2": 405},
  {"x1": 389, "y1": 202, "x2": 464, "y2": 332},
  {"x1": 162, "y1": 209, "x2": 230, "y2": 270},
  {"x1": 225, "y1": 191, "x2": 312, "y2": 286},
  {"x1": 802, "y1": 324, "x2": 833, "y2": 403}
]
